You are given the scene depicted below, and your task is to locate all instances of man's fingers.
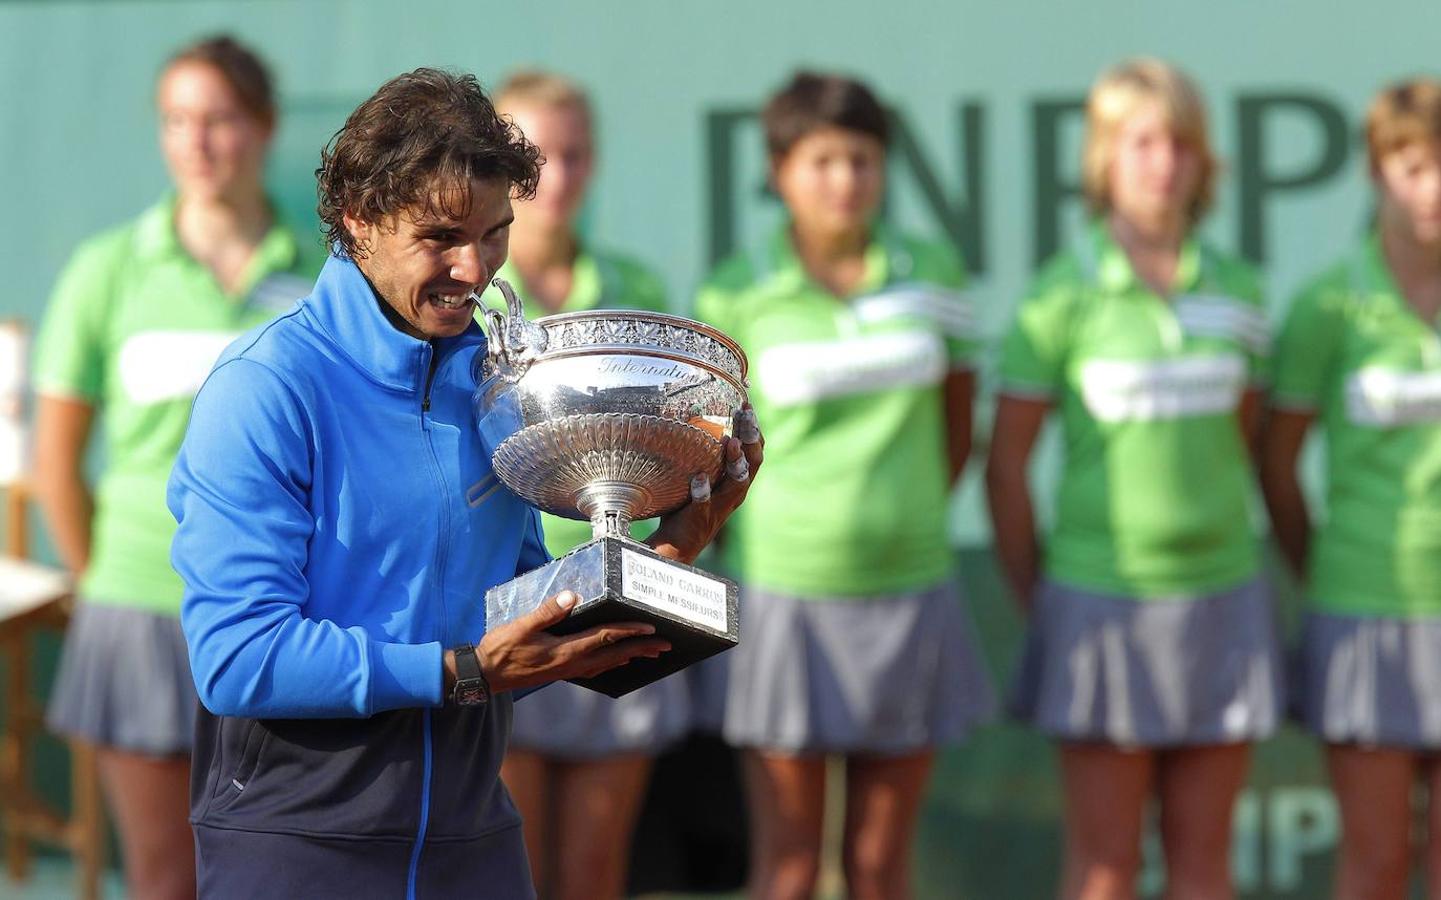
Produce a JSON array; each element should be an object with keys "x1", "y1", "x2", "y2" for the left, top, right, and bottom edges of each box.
[
  {"x1": 574, "y1": 622, "x2": 657, "y2": 653},
  {"x1": 733, "y1": 405, "x2": 761, "y2": 444},
  {"x1": 689, "y1": 473, "x2": 712, "y2": 503},
  {"x1": 572, "y1": 637, "x2": 672, "y2": 679},
  {"x1": 723, "y1": 436, "x2": 750, "y2": 482}
]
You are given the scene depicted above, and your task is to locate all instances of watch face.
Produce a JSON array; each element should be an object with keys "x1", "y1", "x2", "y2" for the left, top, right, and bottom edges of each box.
[{"x1": 455, "y1": 680, "x2": 489, "y2": 706}]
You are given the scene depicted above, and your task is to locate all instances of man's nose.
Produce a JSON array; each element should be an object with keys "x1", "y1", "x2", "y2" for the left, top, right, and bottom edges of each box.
[{"x1": 449, "y1": 240, "x2": 488, "y2": 286}]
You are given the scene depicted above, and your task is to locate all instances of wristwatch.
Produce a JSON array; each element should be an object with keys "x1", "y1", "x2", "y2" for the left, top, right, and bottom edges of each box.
[{"x1": 450, "y1": 643, "x2": 490, "y2": 707}]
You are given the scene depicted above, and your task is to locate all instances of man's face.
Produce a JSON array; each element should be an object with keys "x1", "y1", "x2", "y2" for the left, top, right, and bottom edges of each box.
[{"x1": 344, "y1": 177, "x2": 514, "y2": 341}]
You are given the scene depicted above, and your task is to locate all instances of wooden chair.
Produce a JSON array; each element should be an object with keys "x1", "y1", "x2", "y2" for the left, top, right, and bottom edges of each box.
[{"x1": 0, "y1": 321, "x2": 106, "y2": 900}]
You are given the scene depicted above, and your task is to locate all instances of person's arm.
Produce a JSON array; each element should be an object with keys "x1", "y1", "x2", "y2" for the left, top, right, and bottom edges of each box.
[
  {"x1": 986, "y1": 395, "x2": 1050, "y2": 611},
  {"x1": 1259, "y1": 273, "x2": 1344, "y2": 582},
  {"x1": 1238, "y1": 387, "x2": 1265, "y2": 463},
  {"x1": 29, "y1": 234, "x2": 122, "y2": 574},
  {"x1": 30, "y1": 394, "x2": 95, "y2": 573},
  {"x1": 171, "y1": 359, "x2": 442, "y2": 719},
  {"x1": 172, "y1": 360, "x2": 682, "y2": 717},
  {"x1": 944, "y1": 370, "x2": 975, "y2": 485},
  {"x1": 1260, "y1": 409, "x2": 1315, "y2": 580}
]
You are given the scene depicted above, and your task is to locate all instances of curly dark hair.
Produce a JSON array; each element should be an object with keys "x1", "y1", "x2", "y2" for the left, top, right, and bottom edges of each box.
[
  {"x1": 762, "y1": 70, "x2": 890, "y2": 160},
  {"x1": 317, "y1": 68, "x2": 542, "y2": 259}
]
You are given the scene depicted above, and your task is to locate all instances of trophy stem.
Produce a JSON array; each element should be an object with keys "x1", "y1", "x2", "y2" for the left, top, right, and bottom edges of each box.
[{"x1": 576, "y1": 481, "x2": 647, "y2": 540}]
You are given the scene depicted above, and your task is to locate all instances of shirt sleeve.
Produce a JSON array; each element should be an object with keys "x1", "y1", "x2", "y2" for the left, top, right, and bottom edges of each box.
[
  {"x1": 1270, "y1": 282, "x2": 1346, "y2": 413},
  {"x1": 917, "y1": 242, "x2": 980, "y2": 369},
  {"x1": 516, "y1": 506, "x2": 552, "y2": 576},
  {"x1": 31, "y1": 235, "x2": 127, "y2": 402},
  {"x1": 997, "y1": 280, "x2": 1074, "y2": 399},
  {"x1": 168, "y1": 358, "x2": 443, "y2": 719},
  {"x1": 1226, "y1": 260, "x2": 1273, "y2": 385}
]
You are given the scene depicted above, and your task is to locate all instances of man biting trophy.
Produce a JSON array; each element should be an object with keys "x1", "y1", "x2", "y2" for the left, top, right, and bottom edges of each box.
[{"x1": 166, "y1": 67, "x2": 762, "y2": 899}]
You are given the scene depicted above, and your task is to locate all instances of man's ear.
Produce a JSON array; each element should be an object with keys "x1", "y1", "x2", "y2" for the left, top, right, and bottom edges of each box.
[{"x1": 342, "y1": 212, "x2": 373, "y2": 258}]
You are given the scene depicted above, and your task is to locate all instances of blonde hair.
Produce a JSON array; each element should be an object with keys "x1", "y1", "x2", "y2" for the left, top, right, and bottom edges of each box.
[
  {"x1": 494, "y1": 69, "x2": 592, "y2": 127},
  {"x1": 1081, "y1": 58, "x2": 1217, "y2": 223},
  {"x1": 1366, "y1": 78, "x2": 1441, "y2": 171}
]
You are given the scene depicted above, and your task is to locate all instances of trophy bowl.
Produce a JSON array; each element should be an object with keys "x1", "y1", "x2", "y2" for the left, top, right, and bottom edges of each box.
[{"x1": 475, "y1": 279, "x2": 749, "y2": 697}]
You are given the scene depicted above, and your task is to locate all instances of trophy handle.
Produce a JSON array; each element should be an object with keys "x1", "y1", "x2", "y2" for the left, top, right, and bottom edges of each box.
[{"x1": 485, "y1": 277, "x2": 548, "y2": 379}]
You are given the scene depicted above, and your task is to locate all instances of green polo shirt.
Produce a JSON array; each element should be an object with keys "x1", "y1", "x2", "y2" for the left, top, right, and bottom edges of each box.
[
  {"x1": 32, "y1": 197, "x2": 322, "y2": 614},
  {"x1": 478, "y1": 247, "x2": 668, "y2": 556},
  {"x1": 998, "y1": 223, "x2": 1267, "y2": 598},
  {"x1": 692, "y1": 223, "x2": 977, "y2": 598},
  {"x1": 1272, "y1": 235, "x2": 1441, "y2": 617}
]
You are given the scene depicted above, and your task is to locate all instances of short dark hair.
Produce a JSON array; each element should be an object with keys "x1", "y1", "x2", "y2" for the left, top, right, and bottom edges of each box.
[
  {"x1": 761, "y1": 71, "x2": 890, "y2": 159},
  {"x1": 165, "y1": 34, "x2": 276, "y2": 128},
  {"x1": 317, "y1": 68, "x2": 542, "y2": 259}
]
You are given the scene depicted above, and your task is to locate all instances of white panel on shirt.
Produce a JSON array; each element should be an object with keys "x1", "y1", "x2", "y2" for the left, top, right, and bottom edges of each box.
[
  {"x1": 1173, "y1": 294, "x2": 1270, "y2": 355},
  {"x1": 117, "y1": 331, "x2": 241, "y2": 405},
  {"x1": 1345, "y1": 368, "x2": 1441, "y2": 427},
  {"x1": 1079, "y1": 353, "x2": 1247, "y2": 423},
  {"x1": 758, "y1": 330, "x2": 947, "y2": 407},
  {"x1": 850, "y1": 283, "x2": 975, "y2": 340}
]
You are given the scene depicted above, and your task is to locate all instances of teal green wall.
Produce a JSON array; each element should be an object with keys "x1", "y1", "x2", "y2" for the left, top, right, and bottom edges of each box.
[{"x1": 3, "y1": 2, "x2": 1439, "y2": 895}]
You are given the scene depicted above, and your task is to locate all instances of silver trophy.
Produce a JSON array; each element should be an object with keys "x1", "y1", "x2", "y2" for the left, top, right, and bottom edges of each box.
[{"x1": 474, "y1": 278, "x2": 748, "y2": 697}]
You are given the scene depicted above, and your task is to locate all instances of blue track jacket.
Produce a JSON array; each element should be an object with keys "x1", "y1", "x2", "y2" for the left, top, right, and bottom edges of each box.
[{"x1": 168, "y1": 254, "x2": 548, "y2": 899}]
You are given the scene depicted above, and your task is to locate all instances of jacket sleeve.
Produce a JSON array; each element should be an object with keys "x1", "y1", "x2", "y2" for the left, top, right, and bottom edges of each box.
[{"x1": 168, "y1": 357, "x2": 442, "y2": 719}]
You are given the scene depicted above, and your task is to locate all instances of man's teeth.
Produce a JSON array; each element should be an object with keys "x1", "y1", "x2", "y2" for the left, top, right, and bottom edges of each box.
[{"x1": 429, "y1": 292, "x2": 472, "y2": 309}]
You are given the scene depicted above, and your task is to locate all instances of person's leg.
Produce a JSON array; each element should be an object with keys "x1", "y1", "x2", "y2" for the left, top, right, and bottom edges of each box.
[
  {"x1": 742, "y1": 750, "x2": 827, "y2": 900},
  {"x1": 1058, "y1": 742, "x2": 1155, "y2": 900},
  {"x1": 1424, "y1": 756, "x2": 1441, "y2": 900},
  {"x1": 501, "y1": 750, "x2": 552, "y2": 897},
  {"x1": 1326, "y1": 745, "x2": 1417, "y2": 900},
  {"x1": 840, "y1": 750, "x2": 934, "y2": 900},
  {"x1": 550, "y1": 753, "x2": 654, "y2": 900},
  {"x1": 94, "y1": 748, "x2": 193, "y2": 900},
  {"x1": 1330, "y1": 744, "x2": 1416, "y2": 900},
  {"x1": 1154, "y1": 744, "x2": 1250, "y2": 900}
]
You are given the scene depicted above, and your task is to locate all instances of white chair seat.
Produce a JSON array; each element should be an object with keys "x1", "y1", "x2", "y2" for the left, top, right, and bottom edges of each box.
[{"x1": 0, "y1": 555, "x2": 70, "y2": 622}]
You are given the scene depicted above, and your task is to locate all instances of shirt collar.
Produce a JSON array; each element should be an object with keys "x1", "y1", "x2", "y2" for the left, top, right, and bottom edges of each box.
[
  {"x1": 304, "y1": 253, "x2": 486, "y2": 393},
  {"x1": 1090, "y1": 220, "x2": 1203, "y2": 296},
  {"x1": 132, "y1": 193, "x2": 303, "y2": 296},
  {"x1": 763, "y1": 220, "x2": 902, "y2": 297}
]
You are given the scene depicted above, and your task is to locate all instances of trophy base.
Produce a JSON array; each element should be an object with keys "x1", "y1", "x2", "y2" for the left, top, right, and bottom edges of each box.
[{"x1": 484, "y1": 536, "x2": 740, "y2": 698}]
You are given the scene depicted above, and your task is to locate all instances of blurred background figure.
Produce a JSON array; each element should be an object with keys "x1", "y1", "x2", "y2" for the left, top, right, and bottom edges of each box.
[
  {"x1": 30, "y1": 35, "x2": 318, "y2": 900},
  {"x1": 694, "y1": 71, "x2": 995, "y2": 900},
  {"x1": 482, "y1": 69, "x2": 689, "y2": 900},
  {"x1": 988, "y1": 58, "x2": 1282, "y2": 900},
  {"x1": 1263, "y1": 78, "x2": 1441, "y2": 900}
]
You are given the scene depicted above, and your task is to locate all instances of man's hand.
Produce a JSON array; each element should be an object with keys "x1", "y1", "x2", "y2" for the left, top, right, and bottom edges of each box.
[
  {"x1": 646, "y1": 404, "x2": 764, "y2": 565},
  {"x1": 457, "y1": 591, "x2": 671, "y2": 695}
]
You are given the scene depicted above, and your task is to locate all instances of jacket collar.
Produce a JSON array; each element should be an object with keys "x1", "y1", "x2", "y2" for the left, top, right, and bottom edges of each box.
[{"x1": 303, "y1": 253, "x2": 487, "y2": 393}]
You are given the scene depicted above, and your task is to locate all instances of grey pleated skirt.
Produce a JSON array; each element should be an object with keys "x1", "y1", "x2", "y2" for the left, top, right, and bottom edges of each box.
[
  {"x1": 508, "y1": 673, "x2": 691, "y2": 758},
  {"x1": 685, "y1": 651, "x2": 732, "y2": 735},
  {"x1": 1295, "y1": 611, "x2": 1441, "y2": 749},
  {"x1": 722, "y1": 580, "x2": 996, "y2": 755},
  {"x1": 46, "y1": 600, "x2": 197, "y2": 755},
  {"x1": 1010, "y1": 576, "x2": 1282, "y2": 747}
]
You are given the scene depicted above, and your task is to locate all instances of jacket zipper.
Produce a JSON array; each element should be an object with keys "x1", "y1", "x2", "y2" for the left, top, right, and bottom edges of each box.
[{"x1": 409, "y1": 345, "x2": 451, "y2": 898}]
